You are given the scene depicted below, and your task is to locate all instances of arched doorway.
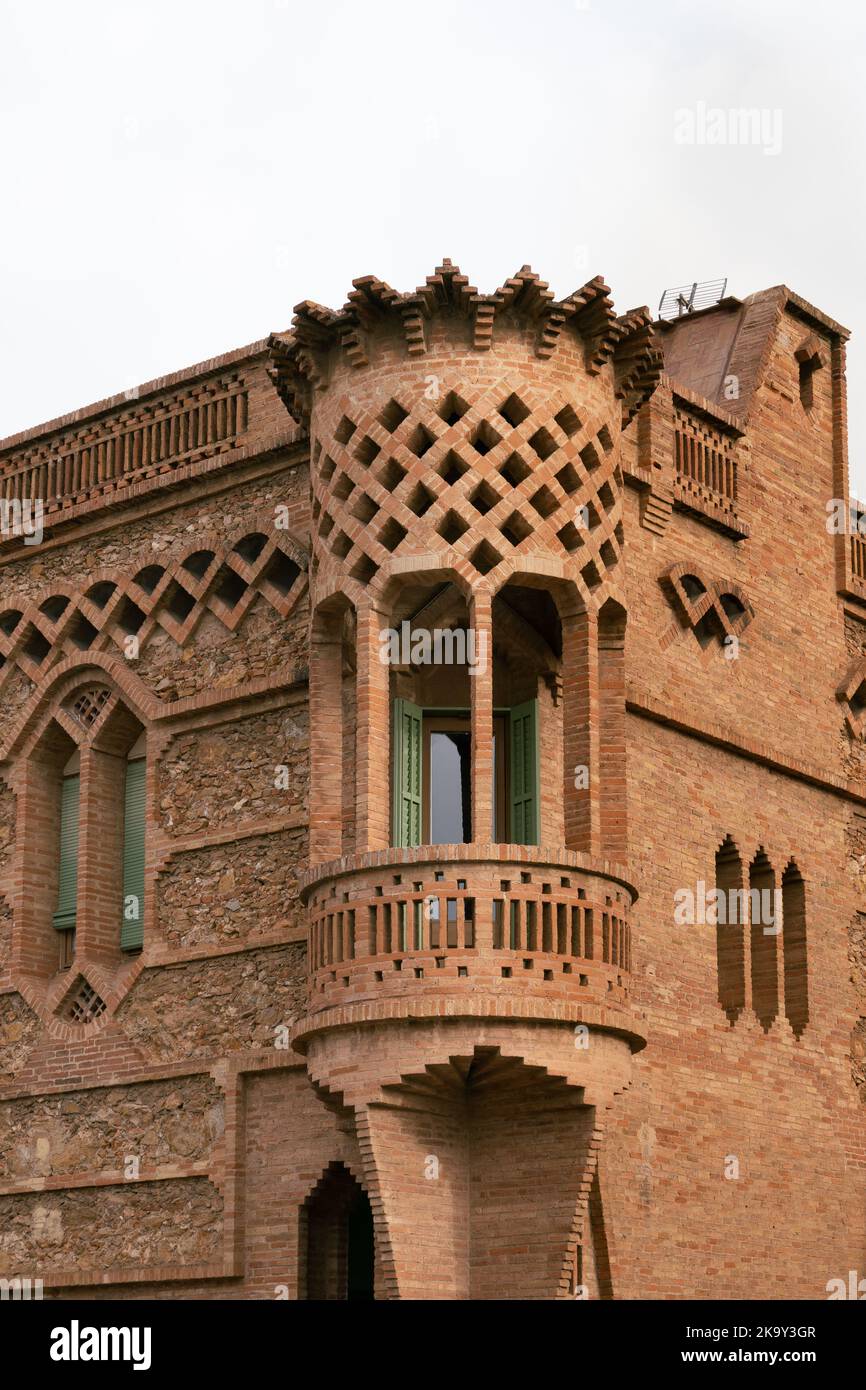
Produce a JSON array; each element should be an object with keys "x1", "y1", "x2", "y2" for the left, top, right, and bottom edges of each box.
[{"x1": 301, "y1": 1163, "x2": 375, "y2": 1300}]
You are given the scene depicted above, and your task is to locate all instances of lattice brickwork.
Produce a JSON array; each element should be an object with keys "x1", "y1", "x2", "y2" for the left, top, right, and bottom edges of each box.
[
  {"x1": 311, "y1": 378, "x2": 624, "y2": 598},
  {"x1": 0, "y1": 373, "x2": 248, "y2": 516},
  {"x1": 674, "y1": 404, "x2": 739, "y2": 513},
  {"x1": 61, "y1": 977, "x2": 107, "y2": 1025},
  {"x1": 0, "y1": 529, "x2": 306, "y2": 691},
  {"x1": 69, "y1": 686, "x2": 112, "y2": 729}
]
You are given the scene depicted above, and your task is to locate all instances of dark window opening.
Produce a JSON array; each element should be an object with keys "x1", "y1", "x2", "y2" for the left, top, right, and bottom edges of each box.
[{"x1": 301, "y1": 1164, "x2": 375, "y2": 1301}]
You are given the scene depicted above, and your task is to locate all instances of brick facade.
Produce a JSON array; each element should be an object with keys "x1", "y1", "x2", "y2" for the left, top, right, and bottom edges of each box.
[{"x1": 0, "y1": 263, "x2": 863, "y2": 1299}]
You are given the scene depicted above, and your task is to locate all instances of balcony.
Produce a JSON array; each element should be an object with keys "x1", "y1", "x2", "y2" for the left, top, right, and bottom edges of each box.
[{"x1": 294, "y1": 845, "x2": 643, "y2": 1050}]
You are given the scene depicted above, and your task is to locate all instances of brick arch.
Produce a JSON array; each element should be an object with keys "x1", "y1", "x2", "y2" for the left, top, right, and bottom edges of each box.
[
  {"x1": 378, "y1": 561, "x2": 475, "y2": 610},
  {"x1": 0, "y1": 523, "x2": 308, "y2": 700},
  {"x1": 660, "y1": 560, "x2": 754, "y2": 651},
  {"x1": 298, "y1": 1159, "x2": 379, "y2": 1301},
  {"x1": 1, "y1": 655, "x2": 162, "y2": 763},
  {"x1": 3, "y1": 659, "x2": 157, "y2": 1017}
]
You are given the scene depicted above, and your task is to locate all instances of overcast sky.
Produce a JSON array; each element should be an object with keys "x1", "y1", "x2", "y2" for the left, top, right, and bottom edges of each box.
[{"x1": 2, "y1": 0, "x2": 865, "y2": 493}]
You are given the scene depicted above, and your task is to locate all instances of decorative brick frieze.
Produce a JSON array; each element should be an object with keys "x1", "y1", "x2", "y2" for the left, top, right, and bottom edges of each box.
[
  {"x1": 0, "y1": 524, "x2": 308, "y2": 696},
  {"x1": 659, "y1": 560, "x2": 754, "y2": 651},
  {"x1": 0, "y1": 373, "x2": 248, "y2": 513}
]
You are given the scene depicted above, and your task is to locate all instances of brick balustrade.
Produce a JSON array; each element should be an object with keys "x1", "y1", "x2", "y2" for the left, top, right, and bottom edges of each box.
[
  {"x1": 301, "y1": 845, "x2": 635, "y2": 1020},
  {"x1": 0, "y1": 374, "x2": 249, "y2": 515}
]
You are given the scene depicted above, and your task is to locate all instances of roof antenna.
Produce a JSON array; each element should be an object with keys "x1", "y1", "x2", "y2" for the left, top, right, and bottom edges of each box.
[{"x1": 658, "y1": 278, "x2": 727, "y2": 320}]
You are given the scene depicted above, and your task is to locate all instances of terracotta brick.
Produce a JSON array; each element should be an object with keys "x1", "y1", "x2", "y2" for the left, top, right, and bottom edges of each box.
[{"x1": 0, "y1": 264, "x2": 862, "y2": 1300}]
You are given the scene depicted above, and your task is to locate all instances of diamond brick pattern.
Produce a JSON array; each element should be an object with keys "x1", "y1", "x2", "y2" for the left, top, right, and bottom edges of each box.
[
  {"x1": 310, "y1": 379, "x2": 624, "y2": 599},
  {"x1": 837, "y1": 657, "x2": 866, "y2": 738},
  {"x1": 60, "y1": 976, "x2": 107, "y2": 1026},
  {"x1": 69, "y1": 686, "x2": 111, "y2": 730},
  {"x1": 0, "y1": 528, "x2": 307, "y2": 693}
]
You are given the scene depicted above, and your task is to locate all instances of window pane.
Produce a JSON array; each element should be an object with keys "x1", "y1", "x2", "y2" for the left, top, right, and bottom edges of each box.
[{"x1": 430, "y1": 731, "x2": 471, "y2": 843}]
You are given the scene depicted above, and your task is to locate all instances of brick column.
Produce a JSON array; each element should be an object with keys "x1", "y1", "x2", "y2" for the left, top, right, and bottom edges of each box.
[
  {"x1": 309, "y1": 604, "x2": 345, "y2": 865},
  {"x1": 10, "y1": 735, "x2": 69, "y2": 979},
  {"x1": 469, "y1": 591, "x2": 493, "y2": 844},
  {"x1": 76, "y1": 745, "x2": 125, "y2": 966},
  {"x1": 598, "y1": 599, "x2": 627, "y2": 859},
  {"x1": 563, "y1": 606, "x2": 600, "y2": 855},
  {"x1": 355, "y1": 603, "x2": 390, "y2": 852}
]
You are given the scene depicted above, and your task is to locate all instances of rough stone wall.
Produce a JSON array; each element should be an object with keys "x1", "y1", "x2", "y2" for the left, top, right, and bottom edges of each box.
[
  {"x1": 158, "y1": 830, "x2": 305, "y2": 948},
  {"x1": 134, "y1": 597, "x2": 306, "y2": 703},
  {"x1": 0, "y1": 781, "x2": 14, "y2": 977},
  {"x1": 0, "y1": 994, "x2": 41, "y2": 1082},
  {"x1": 0, "y1": 1178, "x2": 223, "y2": 1274},
  {"x1": 115, "y1": 946, "x2": 306, "y2": 1063},
  {"x1": 0, "y1": 1075, "x2": 223, "y2": 1179},
  {"x1": 159, "y1": 708, "x2": 308, "y2": 836}
]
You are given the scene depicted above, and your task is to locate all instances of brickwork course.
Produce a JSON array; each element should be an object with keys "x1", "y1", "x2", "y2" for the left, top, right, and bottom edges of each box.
[{"x1": 0, "y1": 260, "x2": 863, "y2": 1300}]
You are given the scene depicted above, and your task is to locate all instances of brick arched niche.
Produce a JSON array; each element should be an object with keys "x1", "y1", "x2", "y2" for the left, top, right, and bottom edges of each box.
[
  {"x1": 309, "y1": 570, "x2": 628, "y2": 861},
  {"x1": 298, "y1": 1161, "x2": 377, "y2": 1300},
  {"x1": 8, "y1": 674, "x2": 148, "y2": 991}
]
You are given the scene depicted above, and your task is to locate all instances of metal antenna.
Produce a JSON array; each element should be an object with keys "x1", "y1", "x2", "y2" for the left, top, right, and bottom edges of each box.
[{"x1": 658, "y1": 278, "x2": 728, "y2": 320}]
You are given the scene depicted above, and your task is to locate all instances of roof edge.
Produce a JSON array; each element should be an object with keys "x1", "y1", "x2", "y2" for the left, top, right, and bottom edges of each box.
[
  {"x1": 748, "y1": 284, "x2": 849, "y2": 340},
  {"x1": 0, "y1": 337, "x2": 273, "y2": 457}
]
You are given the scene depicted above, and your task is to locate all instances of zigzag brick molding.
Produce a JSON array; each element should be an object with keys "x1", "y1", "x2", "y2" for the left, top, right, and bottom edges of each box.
[{"x1": 659, "y1": 559, "x2": 754, "y2": 651}]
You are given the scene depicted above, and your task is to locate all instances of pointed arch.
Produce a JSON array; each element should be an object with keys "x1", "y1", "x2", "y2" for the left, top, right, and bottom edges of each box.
[
  {"x1": 715, "y1": 835, "x2": 746, "y2": 1023},
  {"x1": 298, "y1": 1161, "x2": 376, "y2": 1301},
  {"x1": 749, "y1": 848, "x2": 779, "y2": 1030},
  {"x1": 782, "y1": 860, "x2": 808, "y2": 1037}
]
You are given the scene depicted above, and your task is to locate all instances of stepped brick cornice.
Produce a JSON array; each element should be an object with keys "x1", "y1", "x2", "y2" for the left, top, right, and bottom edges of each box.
[{"x1": 267, "y1": 260, "x2": 662, "y2": 433}]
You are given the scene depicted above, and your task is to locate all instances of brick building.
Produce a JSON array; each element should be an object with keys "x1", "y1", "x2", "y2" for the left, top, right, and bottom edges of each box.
[{"x1": 0, "y1": 261, "x2": 863, "y2": 1300}]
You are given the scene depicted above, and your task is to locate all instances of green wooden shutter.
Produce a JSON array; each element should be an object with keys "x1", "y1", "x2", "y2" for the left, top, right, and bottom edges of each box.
[
  {"x1": 121, "y1": 758, "x2": 146, "y2": 949},
  {"x1": 52, "y1": 774, "x2": 80, "y2": 930},
  {"x1": 510, "y1": 699, "x2": 540, "y2": 845},
  {"x1": 392, "y1": 700, "x2": 422, "y2": 847}
]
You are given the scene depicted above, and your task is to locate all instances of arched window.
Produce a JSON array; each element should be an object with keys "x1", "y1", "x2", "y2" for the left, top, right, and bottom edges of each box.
[
  {"x1": 715, "y1": 836, "x2": 745, "y2": 1023},
  {"x1": 389, "y1": 581, "x2": 556, "y2": 849},
  {"x1": 782, "y1": 861, "x2": 808, "y2": 1037},
  {"x1": 121, "y1": 730, "x2": 147, "y2": 952},
  {"x1": 749, "y1": 849, "x2": 779, "y2": 1031},
  {"x1": 53, "y1": 748, "x2": 80, "y2": 969}
]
